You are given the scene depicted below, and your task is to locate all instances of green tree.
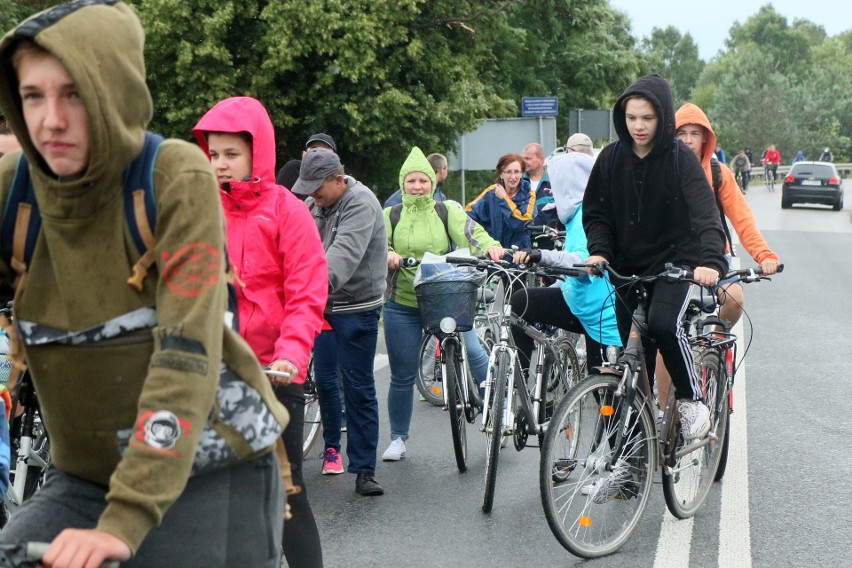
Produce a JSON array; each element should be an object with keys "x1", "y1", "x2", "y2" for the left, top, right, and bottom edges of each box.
[
  {"x1": 725, "y1": 4, "x2": 812, "y2": 73},
  {"x1": 640, "y1": 26, "x2": 705, "y2": 106}
]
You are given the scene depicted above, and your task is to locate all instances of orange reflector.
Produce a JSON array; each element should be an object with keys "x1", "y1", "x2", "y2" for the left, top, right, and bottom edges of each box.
[
  {"x1": 600, "y1": 405, "x2": 614, "y2": 416},
  {"x1": 430, "y1": 385, "x2": 443, "y2": 395},
  {"x1": 579, "y1": 516, "x2": 592, "y2": 527},
  {"x1": 564, "y1": 426, "x2": 573, "y2": 440}
]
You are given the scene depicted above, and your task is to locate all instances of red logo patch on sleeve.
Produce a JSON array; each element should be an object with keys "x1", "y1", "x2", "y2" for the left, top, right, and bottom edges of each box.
[
  {"x1": 133, "y1": 410, "x2": 191, "y2": 456},
  {"x1": 162, "y1": 242, "x2": 221, "y2": 297}
]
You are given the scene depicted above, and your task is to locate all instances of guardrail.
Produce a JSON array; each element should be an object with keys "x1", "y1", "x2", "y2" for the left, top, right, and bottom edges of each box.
[{"x1": 746, "y1": 163, "x2": 852, "y2": 179}]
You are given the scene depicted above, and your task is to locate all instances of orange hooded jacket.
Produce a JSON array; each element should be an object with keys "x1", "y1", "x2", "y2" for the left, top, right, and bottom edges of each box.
[{"x1": 675, "y1": 103, "x2": 779, "y2": 264}]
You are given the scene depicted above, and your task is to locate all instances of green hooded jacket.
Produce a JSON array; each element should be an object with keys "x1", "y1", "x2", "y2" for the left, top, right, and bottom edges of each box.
[
  {"x1": 0, "y1": 1, "x2": 287, "y2": 554},
  {"x1": 384, "y1": 147, "x2": 500, "y2": 308}
]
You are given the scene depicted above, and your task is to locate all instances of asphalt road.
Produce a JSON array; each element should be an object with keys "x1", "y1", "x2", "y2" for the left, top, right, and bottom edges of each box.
[{"x1": 301, "y1": 180, "x2": 852, "y2": 568}]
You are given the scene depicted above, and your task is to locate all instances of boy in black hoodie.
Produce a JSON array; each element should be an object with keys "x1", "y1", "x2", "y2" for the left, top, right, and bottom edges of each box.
[{"x1": 582, "y1": 75, "x2": 727, "y2": 472}]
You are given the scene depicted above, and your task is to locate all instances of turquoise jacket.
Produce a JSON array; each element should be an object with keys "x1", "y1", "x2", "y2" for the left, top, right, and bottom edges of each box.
[
  {"x1": 539, "y1": 205, "x2": 621, "y2": 347},
  {"x1": 385, "y1": 193, "x2": 499, "y2": 308}
]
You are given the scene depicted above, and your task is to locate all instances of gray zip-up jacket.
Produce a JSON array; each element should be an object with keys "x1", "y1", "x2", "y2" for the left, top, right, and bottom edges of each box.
[{"x1": 307, "y1": 177, "x2": 387, "y2": 314}]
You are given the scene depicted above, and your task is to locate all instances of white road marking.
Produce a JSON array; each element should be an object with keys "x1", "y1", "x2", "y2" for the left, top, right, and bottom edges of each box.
[
  {"x1": 718, "y1": 318, "x2": 751, "y2": 567},
  {"x1": 654, "y1": 512, "x2": 695, "y2": 567}
]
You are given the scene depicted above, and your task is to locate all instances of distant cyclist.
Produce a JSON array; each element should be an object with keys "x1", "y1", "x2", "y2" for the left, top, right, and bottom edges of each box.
[
  {"x1": 730, "y1": 148, "x2": 751, "y2": 193},
  {"x1": 819, "y1": 147, "x2": 834, "y2": 162},
  {"x1": 762, "y1": 144, "x2": 781, "y2": 183}
]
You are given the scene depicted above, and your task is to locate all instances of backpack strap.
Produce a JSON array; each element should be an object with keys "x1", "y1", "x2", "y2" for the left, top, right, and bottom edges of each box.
[
  {"x1": 709, "y1": 154, "x2": 735, "y2": 256},
  {"x1": 125, "y1": 132, "x2": 164, "y2": 291},
  {"x1": 2, "y1": 155, "x2": 41, "y2": 280}
]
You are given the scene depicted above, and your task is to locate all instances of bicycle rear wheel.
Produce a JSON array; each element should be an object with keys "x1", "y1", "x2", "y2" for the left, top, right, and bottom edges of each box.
[
  {"x1": 482, "y1": 351, "x2": 508, "y2": 513},
  {"x1": 302, "y1": 357, "x2": 322, "y2": 457},
  {"x1": 662, "y1": 350, "x2": 728, "y2": 518},
  {"x1": 539, "y1": 338, "x2": 581, "y2": 425},
  {"x1": 444, "y1": 341, "x2": 468, "y2": 473},
  {"x1": 539, "y1": 375, "x2": 656, "y2": 558},
  {"x1": 416, "y1": 334, "x2": 443, "y2": 407}
]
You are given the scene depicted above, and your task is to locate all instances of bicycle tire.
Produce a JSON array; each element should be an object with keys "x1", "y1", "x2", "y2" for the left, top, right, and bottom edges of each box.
[
  {"x1": 302, "y1": 357, "x2": 322, "y2": 457},
  {"x1": 662, "y1": 350, "x2": 728, "y2": 518},
  {"x1": 539, "y1": 338, "x2": 581, "y2": 425},
  {"x1": 415, "y1": 334, "x2": 443, "y2": 407},
  {"x1": 482, "y1": 351, "x2": 508, "y2": 513},
  {"x1": 444, "y1": 341, "x2": 468, "y2": 473},
  {"x1": 539, "y1": 374, "x2": 656, "y2": 558}
]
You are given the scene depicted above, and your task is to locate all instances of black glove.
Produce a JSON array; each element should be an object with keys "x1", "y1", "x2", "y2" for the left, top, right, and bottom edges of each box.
[{"x1": 524, "y1": 248, "x2": 542, "y2": 264}]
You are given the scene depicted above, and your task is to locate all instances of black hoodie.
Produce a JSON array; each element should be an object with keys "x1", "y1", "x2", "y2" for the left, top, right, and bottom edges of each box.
[{"x1": 582, "y1": 74, "x2": 727, "y2": 277}]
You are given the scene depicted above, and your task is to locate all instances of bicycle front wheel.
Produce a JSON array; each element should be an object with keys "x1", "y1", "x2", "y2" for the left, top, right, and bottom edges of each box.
[
  {"x1": 662, "y1": 350, "x2": 728, "y2": 518},
  {"x1": 416, "y1": 334, "x2": 443, "y2": 407},
  {"x1": 482, "y1": 351, "x2": 508, "y2": 513},
  {"x1": 539, "y1": 375, "x2": 656, "y2": 558},
  {"x1": 302, "y1": 357, "x2": 322, "y2": 457},
  {"x1": 444, "y1": 341, "x2": 468, "y2": 473}
]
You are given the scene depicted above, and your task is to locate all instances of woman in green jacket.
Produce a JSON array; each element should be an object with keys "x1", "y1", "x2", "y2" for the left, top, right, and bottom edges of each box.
[{"x1": 381, "y1": 147, "x2": 503, "y2": 461}]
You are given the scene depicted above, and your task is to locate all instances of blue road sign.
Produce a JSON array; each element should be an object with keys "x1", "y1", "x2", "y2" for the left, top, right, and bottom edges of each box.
[{"x1": 521, "y1": 97, "x2": 559, "y2": 117}]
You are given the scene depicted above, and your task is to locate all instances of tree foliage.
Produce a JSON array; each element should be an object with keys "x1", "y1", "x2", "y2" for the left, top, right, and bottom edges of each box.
[
  {"x1": 696, "y1": 4, "x2": 852, "y2": 161},
  {"x1": 639, "y1": 26, "x2": 704, "y2": 106}
]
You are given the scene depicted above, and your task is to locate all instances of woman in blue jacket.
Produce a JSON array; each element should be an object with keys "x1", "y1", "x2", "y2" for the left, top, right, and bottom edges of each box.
[{"x1": 465, "y1": 153, "x2": 536, "y2": 249}]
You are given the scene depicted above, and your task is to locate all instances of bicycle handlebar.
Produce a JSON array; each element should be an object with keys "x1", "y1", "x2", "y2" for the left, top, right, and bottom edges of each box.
[
  {"x1": 446, "y1": 255, "x2": 585, "y2": 278},
  {"x1": 575, "y1": 261, "x2": 784, "y2": 286}
]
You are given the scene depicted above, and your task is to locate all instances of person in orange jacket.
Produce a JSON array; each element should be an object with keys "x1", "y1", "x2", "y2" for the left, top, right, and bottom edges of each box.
[{"x1": 651, "y1": 102, "x2": 782, "y2": 409}]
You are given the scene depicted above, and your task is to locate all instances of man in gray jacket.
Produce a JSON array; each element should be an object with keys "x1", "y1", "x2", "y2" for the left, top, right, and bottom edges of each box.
[{"x1": 292, "y1": 149, "x2": 387, "y2": 496}]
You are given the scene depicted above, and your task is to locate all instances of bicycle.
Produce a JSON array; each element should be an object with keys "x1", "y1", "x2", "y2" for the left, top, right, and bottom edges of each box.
[
  {"x1": 539, "y1": 262, "x2": 781, "y2": 558},
  {"x1": 0, "y1": 542, "x2": 119, "y2": 568},
  {"x1": 413, "y1": 260, "x2": 490, "y2": 473},
  {"x1": 763, "y1": 161, "x2": 776, "y2": 192},
  {"x1": 446, "y1": 257, "x2": 583, "y2": 513},
  {"x1": 0, "y1": 306, "x2": 49, "y2": 529},
  {"x1": 734, "y1": 169, "x2": 749, "y2": 194}
]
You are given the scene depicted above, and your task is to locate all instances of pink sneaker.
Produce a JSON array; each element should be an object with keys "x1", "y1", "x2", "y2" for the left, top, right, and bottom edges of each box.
[{"x1": 322, "y1": 448, "x2": 344, "y2": 475}]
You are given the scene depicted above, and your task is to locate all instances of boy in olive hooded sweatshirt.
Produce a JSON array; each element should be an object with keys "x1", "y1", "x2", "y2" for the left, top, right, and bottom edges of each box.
[{"x1": 0, "y1": 2, "x2": 287, "y2": 566}]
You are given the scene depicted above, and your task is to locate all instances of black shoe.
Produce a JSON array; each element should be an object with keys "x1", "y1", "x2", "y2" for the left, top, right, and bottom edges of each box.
[{"x1": 355, "y1": 472, "x2": 384, "y2": 496}]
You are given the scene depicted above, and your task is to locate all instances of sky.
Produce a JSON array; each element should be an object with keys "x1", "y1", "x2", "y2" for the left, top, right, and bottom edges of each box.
[{"x1": 608, "y1": 0, "x2": 852, "y2": 61}]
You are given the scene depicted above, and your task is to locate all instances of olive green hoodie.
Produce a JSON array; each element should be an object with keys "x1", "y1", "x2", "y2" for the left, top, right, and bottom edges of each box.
[{"x1": 0, "y1": 1, "x2": 287, "y2": 554}]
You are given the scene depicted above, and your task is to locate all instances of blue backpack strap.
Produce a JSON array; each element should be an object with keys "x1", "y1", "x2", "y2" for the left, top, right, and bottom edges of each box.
[
  {"x1": 2, "y1": 154, "x2": 41, "y2": 275},
  {"x1": 124, "y1": 131, "x2": 163, "y2": 291}
]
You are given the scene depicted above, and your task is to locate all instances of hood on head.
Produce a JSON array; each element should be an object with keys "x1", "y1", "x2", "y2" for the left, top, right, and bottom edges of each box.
[
  {"x1": 0, "y1": 0, "x2": 152, "y2": 184},
  {"x1": 675, "y1": 102, "x2": 716, "y2": 169},
  {"x1": 613, "y1": 74, "x2": 675, "y2": 159},
  {"x1": 193, "y1": 97, "x2": 277, "y2": 183},
  {"x1": 398, "y1": 146, "x2": 436, "y2": 194}
]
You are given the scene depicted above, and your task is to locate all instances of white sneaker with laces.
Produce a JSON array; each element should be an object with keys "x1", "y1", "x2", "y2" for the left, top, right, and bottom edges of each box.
[
  {"x1": 585, "y1": 462, "x2": 633, "y2": 504},
  {"x1": 382, "y1": 437, "x2": 407, "y2": 461},
  {"x1": 678, "y1": 399, "x2": 711, "y2": 441}
]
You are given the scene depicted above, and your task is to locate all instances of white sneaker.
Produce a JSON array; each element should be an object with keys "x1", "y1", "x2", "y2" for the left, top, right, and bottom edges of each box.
[
  {"x1": 677, "y1": 399, "x2": 711, "y2": 441},
  {"x1": 582, "y1": 462, "x2": 633, "y2": 504},
  {"x1": 382, "y1": 438, "x2": 407, "y2": 461}
]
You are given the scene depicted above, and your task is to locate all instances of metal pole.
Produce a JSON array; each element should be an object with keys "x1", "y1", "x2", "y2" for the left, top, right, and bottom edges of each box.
[{"x1": 460, "y1": 136, "x2": 466, "y2": 205}]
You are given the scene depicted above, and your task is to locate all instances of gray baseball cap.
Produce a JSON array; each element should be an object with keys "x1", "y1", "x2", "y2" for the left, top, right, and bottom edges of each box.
[{"x1": 291, "y1": 148, "x2": 342, "y2": 195}]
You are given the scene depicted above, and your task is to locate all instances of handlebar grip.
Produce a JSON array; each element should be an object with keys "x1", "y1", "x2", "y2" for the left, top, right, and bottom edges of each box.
[
  {"x1": 399, "y1": 257, "x2": 420, "y2": 268},
  {"x1": 27, "y1": 543, "x2": 121, "y2": 568}
]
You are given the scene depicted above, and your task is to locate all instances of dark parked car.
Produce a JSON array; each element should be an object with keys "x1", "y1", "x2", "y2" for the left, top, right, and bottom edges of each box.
[{"x1": 781, "y1": 161, "x2": 844, "y2": 210}]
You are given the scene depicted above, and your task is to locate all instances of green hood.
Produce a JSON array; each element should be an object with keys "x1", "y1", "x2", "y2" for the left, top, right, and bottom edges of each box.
[
  {"x1": 0, "y1": 0, "x2": 151, "y2": 219},
  {"x1": 398, "y1": 146, "x2": 436, "y2": 193}
]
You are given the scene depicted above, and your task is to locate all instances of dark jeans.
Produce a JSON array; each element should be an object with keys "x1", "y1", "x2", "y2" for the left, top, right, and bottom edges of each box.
[
  {"x1": 0, "y1": 453, "x2": 283, "y2": 567},
  {"x1": 613, "y1": 278, "x2": 701, "y2": 401},
  {"x1": 313, "y1": 308, "x2": 381, "y2": 474},
  {"x1": 509, "y1": 286, "x2": 606, "y2": 369},
  {"x1": 274, "y1": 383, "x2": 323, "y2": 568}
]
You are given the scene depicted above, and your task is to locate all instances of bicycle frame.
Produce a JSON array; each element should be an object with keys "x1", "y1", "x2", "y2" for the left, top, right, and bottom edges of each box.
[
  {"x1": 438, "y1": 331, "x2": 482, "y2": 412},
  {"x1": 5, "y1": 375, "x2": 49, "y2": 511}
]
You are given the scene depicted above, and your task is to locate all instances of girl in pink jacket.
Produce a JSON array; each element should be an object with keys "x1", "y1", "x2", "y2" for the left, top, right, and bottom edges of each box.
[{"x1": 195, "y1": 97, "x2": 327, "y2": 567}]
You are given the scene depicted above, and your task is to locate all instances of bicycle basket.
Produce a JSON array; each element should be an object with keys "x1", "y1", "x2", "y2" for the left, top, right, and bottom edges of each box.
[{"x1": 414, "y1": 263, "x2": 484, "y2": 334}]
